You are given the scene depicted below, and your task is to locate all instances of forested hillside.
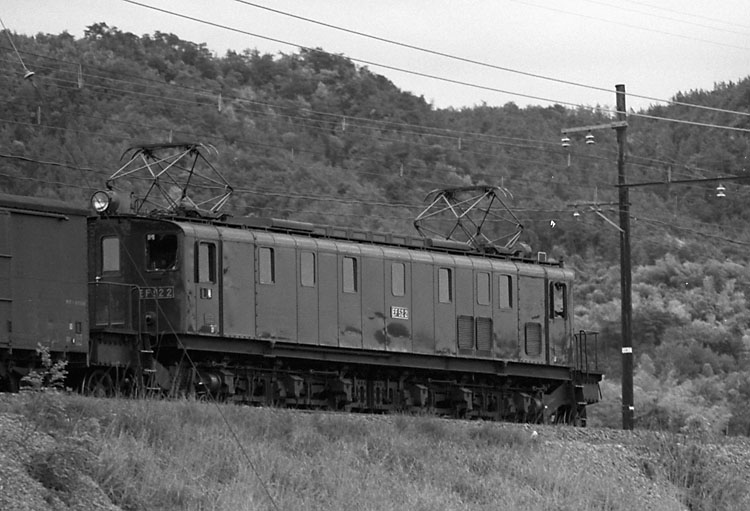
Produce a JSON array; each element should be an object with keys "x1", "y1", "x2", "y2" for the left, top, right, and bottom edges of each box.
[{"x1": 2, "y1": 24, "x2": 750, "y2": 433}]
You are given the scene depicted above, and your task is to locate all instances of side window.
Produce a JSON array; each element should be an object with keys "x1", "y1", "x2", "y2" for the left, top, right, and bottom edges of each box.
[
  {"x1": 438, "y1": 268, "x2": 452, "y2": 303},
  {"x1": 477, "y1": 272, "x2": 490, "y2": 305},
  {"x1": 498, "y1": 275, "x2": 513, "y2": 309},
  {"x1": 197, "y1": 242, "x2": 216, "y2": 283},
  {"x1": 259, "y1": 247, "x2": 275, "y2": 284},
  {"x1": 301, "y1": 251, "x2": 316, "y2": 287},
  {"x1": 146, "y1": 233, "x2": 178, "y2": 271},
  {"x1": 102, "y1": 236, "x2": 120, "y2": 273},
  {"x1": 550, "y1": 281, "x2": 567, "y2": 318},
  {"x1": 343, "y1": 256, "x2": 358, "y2": 293},
  {"x1": 392, "y1": 262, "x2": 405, "y2": 297}
]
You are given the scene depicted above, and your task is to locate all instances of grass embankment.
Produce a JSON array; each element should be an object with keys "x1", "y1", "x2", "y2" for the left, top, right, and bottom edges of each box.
[{"x1": 1, "y1": 393, "x2": 748, "y2": 510}]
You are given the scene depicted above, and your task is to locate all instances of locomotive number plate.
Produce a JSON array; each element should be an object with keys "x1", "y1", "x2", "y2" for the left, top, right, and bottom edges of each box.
[
  {"x1": 139, "y1": 286, "x2": 175, "y2": 299},
  {"x1": 390, "y1": 306, "x2": 409, "y2": 320}
]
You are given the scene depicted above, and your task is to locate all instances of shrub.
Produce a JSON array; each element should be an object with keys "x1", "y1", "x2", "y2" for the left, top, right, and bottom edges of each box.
[{"x1": 20, "y1": 343, "x2": 68, "y2": 391}]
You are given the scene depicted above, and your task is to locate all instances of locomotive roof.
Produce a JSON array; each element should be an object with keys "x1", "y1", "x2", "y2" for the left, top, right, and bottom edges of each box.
[
  {"x1": 154, "y1": 211, "x2": 562, "y2": 267},
  {"x1": 0, "y1": 192, "x2": 89, "y2": 217}
]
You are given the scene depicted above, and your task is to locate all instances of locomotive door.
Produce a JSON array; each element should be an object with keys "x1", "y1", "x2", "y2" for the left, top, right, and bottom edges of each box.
[
  {"x1": 547, "y1": 275, "x2": 570, "y2": 365},
  {"x1": 194, "y1": 240, "x2": 220, "y2": 335},
  {"x1": 384, "y1": 259, "x2": 411, "y2": 353},
  {"x1": 0, "y1": 211, "x2": 10, "y2": 345},
  {"x1": 434, "y1": 263, "x2": 457, "y2": 356},
  {"x1": 517, "y1": 271, "x2": 547, "y2": 363}
]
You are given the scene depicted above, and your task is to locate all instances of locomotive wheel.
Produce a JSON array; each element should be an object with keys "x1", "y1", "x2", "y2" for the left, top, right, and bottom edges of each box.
[{"x1": 83, "y1": 369, "x2": 115, "y2": 398}]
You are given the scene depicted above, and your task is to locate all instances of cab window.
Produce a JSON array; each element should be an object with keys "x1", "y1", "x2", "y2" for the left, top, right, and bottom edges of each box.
[
  {"x1": 392, "y1": 262, "x2": 405, "y2": 297},
  {"x1": 146, "y1": 233, "x2": 177, "y2": 271},
  {"x1": 477, "y1": 272, "x2": 490, "y2": 305},
  {"x1": 102, "y1": 236, "x2": 120, "y2": 273},
  {"x1": 197, "y1": 242, "x2": 217, "y2": 283},
  {"x1": 550, "y1": 282, "x2": 567, "y2": 318},
  {"x1": 301, "y1": 251, "x2": 316, "y2": 287},
  {"x1": 343, "y1": 256, "x2": 358, "y2": 293},
  {"x1": 438, "y1": 268, "x2": 452, "y2": 303},
  {"x1": 498, "y1": 275, "x2": 513, "y2": 309},
  {"x1": 259, "y1": 247, "x2": 275, "y2": 284}
]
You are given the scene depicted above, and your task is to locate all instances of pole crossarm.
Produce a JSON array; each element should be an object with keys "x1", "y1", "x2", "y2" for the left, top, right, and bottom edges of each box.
[
  {"x1": 568, "y1": 201, "x2": 624, "y2": 233},
  {"x1": 616, "y1": 174, "x2": 750, "y2": 188},
  {"x1": 561, "y1": 120, "x2": 628, "y2": 134}
]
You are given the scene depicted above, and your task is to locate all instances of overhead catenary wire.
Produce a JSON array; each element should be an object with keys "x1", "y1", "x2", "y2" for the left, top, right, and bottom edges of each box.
[
  {"x1": 1, "y1": 86, "x2": 744, "y2": 201},
  {"x1": 1, "y1": 14, "x2": 747, "y2": 194},
  {"x1": 622, "y1": 0, "x2": 750, "y2": 31},
  {"x1": 508, "y1": 0, "x2": 750, "y2": 51},
  {"x1": 119, "y1": 0, "x2": 750, "y2": 134},
  {"x1": 578, "y1": 0, "x2": 750, "y2": 36},
  {"x1": 0, "y1": 70, "x2": 743, "y2": 197},
  {"x1": 1, "y1": 43, "x2": 745, "y2": 179},
  {"x1": 0, "y1": 16, "x2": 34, "y2": 77},
  {"x1": 1, "y1": 61, "x2": 738, "y2": 187},
  {"x1": 234, "y1": 0, "x2": 750, "y2": 118}
]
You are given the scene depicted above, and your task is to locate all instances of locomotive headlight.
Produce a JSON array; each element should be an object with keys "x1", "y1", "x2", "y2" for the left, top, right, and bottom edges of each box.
[{"x1": 91, "y1": 190, "x2": 119, "y2": 214}]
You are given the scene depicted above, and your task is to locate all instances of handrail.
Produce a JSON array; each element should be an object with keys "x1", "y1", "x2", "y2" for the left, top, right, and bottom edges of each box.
[{"x1": 573, "y1": 330, "x2": 600, "y2": 373}]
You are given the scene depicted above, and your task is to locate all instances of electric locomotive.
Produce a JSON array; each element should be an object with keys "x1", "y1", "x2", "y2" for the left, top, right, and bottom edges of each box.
[{"x1": 1, "y1": 143, "x2": 602, "y2": 424}]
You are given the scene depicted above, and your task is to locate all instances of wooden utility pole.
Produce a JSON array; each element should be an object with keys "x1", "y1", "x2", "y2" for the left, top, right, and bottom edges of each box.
[
  {"x1": 615, "y1": 84, "x2": 634, "y2": 430},
  {"x1": 563, "y1": 85, "x2": 632, "y2": 430}
]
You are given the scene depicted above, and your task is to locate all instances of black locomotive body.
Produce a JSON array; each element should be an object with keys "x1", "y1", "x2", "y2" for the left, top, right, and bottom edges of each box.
[{"x1": 0, "y1": 191, "x2": 601, "y2": 423}]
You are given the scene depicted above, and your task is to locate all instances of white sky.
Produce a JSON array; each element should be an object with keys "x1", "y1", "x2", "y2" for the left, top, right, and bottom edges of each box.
[{"x1": 2, "y1": 0, "x2": 749, "y2": 112}]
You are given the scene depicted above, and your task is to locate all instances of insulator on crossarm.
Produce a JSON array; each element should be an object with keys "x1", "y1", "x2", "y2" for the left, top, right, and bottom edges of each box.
[
  {"x1": 585, "y1": 132, "x2": 595, "y2": 145},
  {"x1": 561, "y1": 136, "x2": 571, "y2": 148},
  {"x1": 716, "y1": 184, "x2": 726, "y2": 198}
]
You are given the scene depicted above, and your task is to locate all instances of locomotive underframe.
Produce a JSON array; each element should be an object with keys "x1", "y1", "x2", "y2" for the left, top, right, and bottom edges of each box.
[{"x1": 82, "y1": 331, "x2": 597, "y2": 425}]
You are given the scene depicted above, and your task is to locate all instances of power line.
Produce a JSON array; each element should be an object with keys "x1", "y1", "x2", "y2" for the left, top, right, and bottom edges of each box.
[
  {"x1": 3, "y1": 43, "x2": 746, "y2": 176},
  {"x1": 509, "y1": 0, "x2": 750, "y2": 51},
  {"x1": 626, "y1": 0, "x2": 750, "y2": 31},
  {"x1": 118, "y1": 0, "x2": 750, "y2": 134},
  {"x1": 578, "y1": 0, "x2": 750, "y2": 37},
  {"x1": 636, "y1": 215, "x2": 750, "y2": 247},
  {"x1": 0, "y1": 17, "x2": 35, "y2": 77},
  {"x1": 2, "y1": 26, "x2": 746, "y2": 186},
  {"x1": 4, "y1": 151, "x2": 750, "y2": 250},
  {"x1": 234, "y1": 0, "x2": 750, "y2": 118},
  {"x1": 0, "y1": 52, "x2": 579, "y2": 149}
]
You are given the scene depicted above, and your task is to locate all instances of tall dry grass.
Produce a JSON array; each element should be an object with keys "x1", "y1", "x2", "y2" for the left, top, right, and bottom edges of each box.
[{"x1": 2, "y1": 392, "x2": 748, "y2": 510}]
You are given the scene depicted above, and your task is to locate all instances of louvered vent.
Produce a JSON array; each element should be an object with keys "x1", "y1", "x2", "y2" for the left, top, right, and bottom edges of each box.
[
  {"x1": 457, "y1": 315, "x2": 474, "y2": 349},
  {"x1": 525, "y1": 322, "x2": 542, "y2": 356},
  {"x1": 476, "y1": 317, "x2": 493, "y2": 351}
]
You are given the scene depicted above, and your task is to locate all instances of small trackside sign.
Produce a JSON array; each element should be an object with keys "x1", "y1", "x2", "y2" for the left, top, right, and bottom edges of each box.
[{"x1": 390, "y1": 306, "x2": 409, "y2": 320}]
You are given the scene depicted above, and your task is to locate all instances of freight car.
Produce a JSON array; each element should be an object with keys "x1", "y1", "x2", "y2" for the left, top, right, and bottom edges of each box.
[
  {"x1": 0, "y1": 143, "x2": 602, "y2": 424},
  {"x1": 0, "y1": 193, "x2": 89, "y2": 390}
]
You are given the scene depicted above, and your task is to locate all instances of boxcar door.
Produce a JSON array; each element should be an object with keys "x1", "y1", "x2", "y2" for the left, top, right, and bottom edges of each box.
[
  {"x1": 194, "y1": 240, "x2": 221, "y2": 335},
  {"x1": 0, "y1": 211, "x2": 10, "y2": 345}
]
